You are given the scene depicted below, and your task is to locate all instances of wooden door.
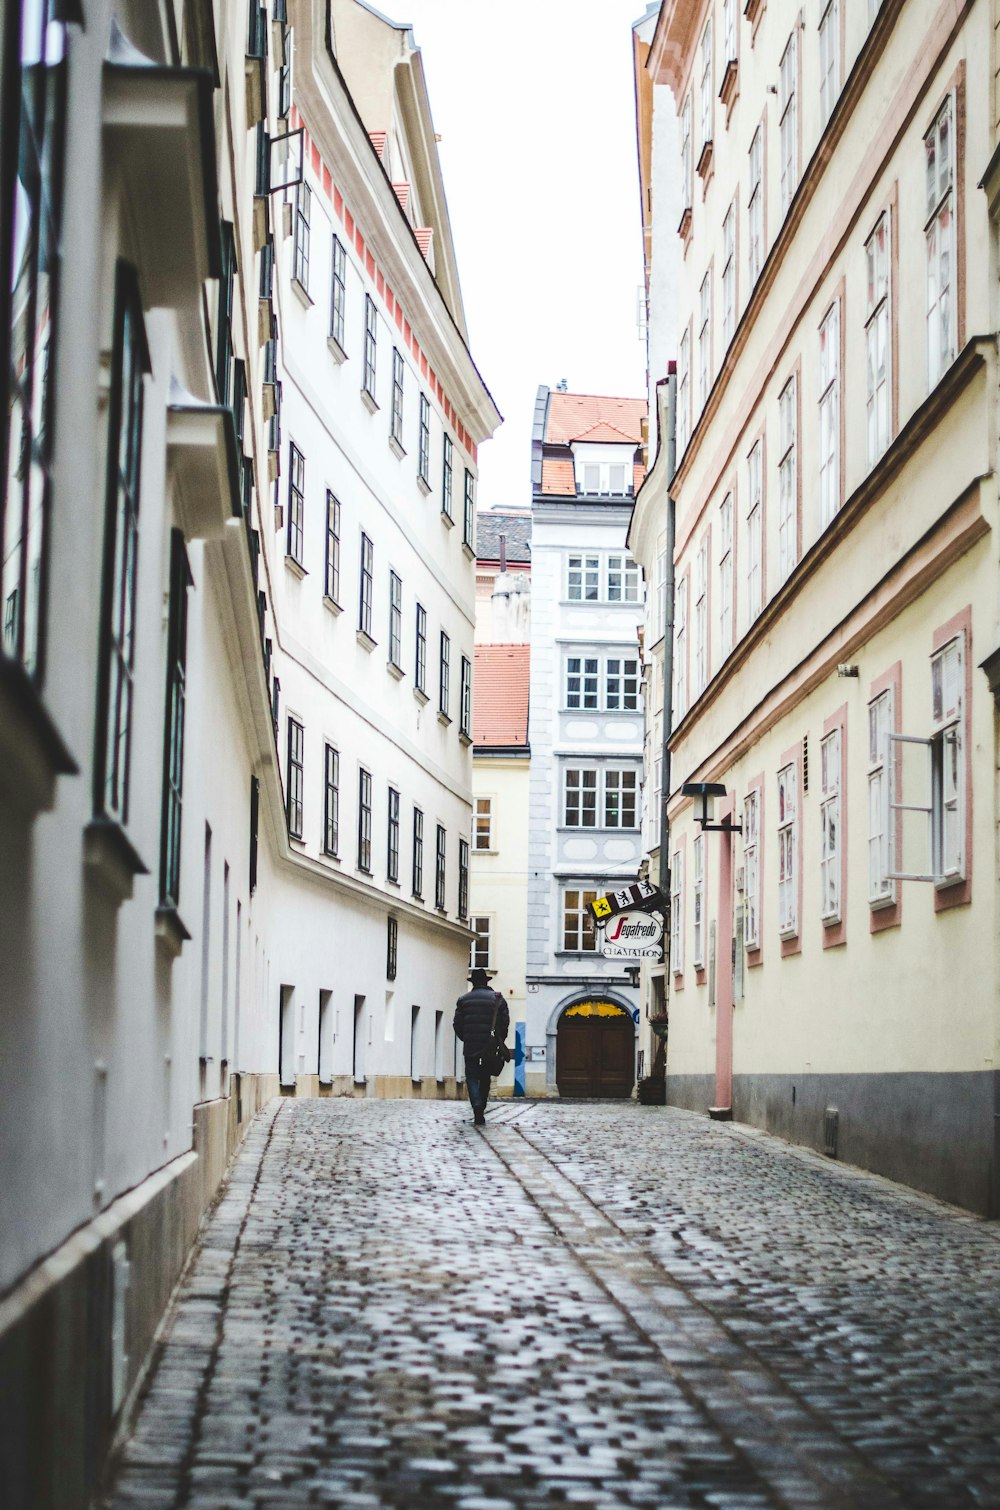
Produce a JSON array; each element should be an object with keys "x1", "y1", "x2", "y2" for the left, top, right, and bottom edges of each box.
[{"x1": 556, "y1": 1005, "x2": 635, "y2": 1098}]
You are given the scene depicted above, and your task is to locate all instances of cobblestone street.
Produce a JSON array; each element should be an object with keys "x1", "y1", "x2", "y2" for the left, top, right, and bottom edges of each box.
[{"x1": 106, "y1": 1100, "x2": 1000, "y2": 1509}]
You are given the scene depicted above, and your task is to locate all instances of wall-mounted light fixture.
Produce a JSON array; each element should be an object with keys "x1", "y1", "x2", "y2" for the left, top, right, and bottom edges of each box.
[
  {"x1": 681, "y1": 781, "x2": 743, "y2": 834},
  {"x1": 624, "y1": 964, "x2": 641, "y2": 989}
]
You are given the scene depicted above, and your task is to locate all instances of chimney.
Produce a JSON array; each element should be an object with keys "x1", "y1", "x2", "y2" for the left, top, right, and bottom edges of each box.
[{"x1": 499, "y1": 533, "x2": 507, "y2": 573}]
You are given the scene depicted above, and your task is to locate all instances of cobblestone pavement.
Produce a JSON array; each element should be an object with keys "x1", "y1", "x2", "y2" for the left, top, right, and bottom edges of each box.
[{"x1": 106, "y1": 1099, "x2": 1000, "y2": 1509}]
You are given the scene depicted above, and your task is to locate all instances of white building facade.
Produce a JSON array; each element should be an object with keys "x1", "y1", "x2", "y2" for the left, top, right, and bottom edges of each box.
[{"x1": 525, "y1": 386, "x2": 647, "y2": 1097}]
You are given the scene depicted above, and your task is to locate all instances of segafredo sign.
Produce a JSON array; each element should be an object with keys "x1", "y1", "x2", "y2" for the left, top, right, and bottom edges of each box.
[{"x1": 601, "y1": 910, "x2": 663, "y2": 959}]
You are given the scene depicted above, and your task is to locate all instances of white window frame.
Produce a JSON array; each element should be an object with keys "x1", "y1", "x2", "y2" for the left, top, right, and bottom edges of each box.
[
  {"x1": 779, "y1": 33, "x2": 797, "y2": 217},
  {"x1": 868, "y1": 688, "x2": 896, "y2": 905},
  {"x1": 567, "y1": 553, "x2": 600, "y2": 601},
  {"x1": 607, "y1": 554, "x2": 641, "y2": 603},
  {"x1": 865, "y1": 213, "x2": 891, "y2": 465},
  {"x1": 563, "y1": 888, "x2": 598, "y2": 953},
  {"x1": 820, "y1": 727, "x2": 841, "y2": 922},
  {"x1": 473, "y1": 795, "x2": 493, "y2": 851},
  {"x1": 719, "y1": 493, "x2": 733, "y2": 658},
  {"x1": 777, "y1": 762, "x2": 798, "y2": 938},
  {"x1": 819, "y1": 301, "x2": 840, "y2": 527},
  {"x1": 674, "y1": 575, "x2": 688, "y2": 720},
  {"x1": 699, "y1": 20, "x2": 714, "y2": 152},
  {"x1": 565, "y1": 655, "x2": 599, "y2": 711},
  {"x1": 564, "y1": 767, "x2": 598, "y2": 828},
  {"x1": 604, "y1": 768, "x2": 639, "y2": 830},
  {"x1": 681, "y1": 93, "x2": 693, "y2": 212},
  {"x1": 470, "y1": 914, "x2": 493, "y2": 971},
  {"x1": 748, "y1": 125, "x2": 763, "y2": 287},
  {"x1": 888, "y1": 637, "x2": 966, "y2": 886},
  {"x1": 746, "y1": 442, "x2": 762, "y2": 623},
  {"x1": 650, "y1": 752, "x2": 663, "y2": 849},
  {"x1": 722, "y1": 202, "x2": 736, "y2": 346},
  {"x1": 699, "y1": 271, "x2": 711, "y2": 408},
  {"x1": 723, "y1": 0, "x2": 736, "y2": 63},
  {"x1": 692, "y1": 834, "x2": 705, "y2": 970},
  {"x1": 678, "y1": 327, "x2": 691, "y2": 453},
  {"x1": 925, "y1": 94, "x2": 956, "y2": 388},
  {"x1": 671, "y1": 849, "x2": 684, "y2": 976},
  {"x1": 777, "y1": 375, "x2": 796, "y2": 583},
  {"x1": 693, "y1": 537, "x2": 707, "y2": 696},
  {"x1": 744, "y1": 789, "x2": 760, "y2": 948},
  {"x1": 819, "y1": 0, "x2": 839, "y2": 127}
]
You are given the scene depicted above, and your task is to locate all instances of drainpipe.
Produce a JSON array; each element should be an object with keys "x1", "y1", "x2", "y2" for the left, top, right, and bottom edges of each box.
[{"x1": 658, "y1": 363, "x2": 677, "y2": 905}]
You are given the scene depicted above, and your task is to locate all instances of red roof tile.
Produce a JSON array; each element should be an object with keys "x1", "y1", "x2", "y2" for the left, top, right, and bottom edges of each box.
[
  {"x1": 474, "y1": 645, "x2": 530, "y2": 749},
  {"x1": 633, "y1": 461, "x2": 647, "y2": 491},
  {"x1": 545, "y1": 391, "x2": 646, "y2": 445},
  {"x1": 574, "y1": 420, "x2": 637, "y2": 443},
  {"x1": 541, "y1": 458, "x2": 576, "y2": 495}
]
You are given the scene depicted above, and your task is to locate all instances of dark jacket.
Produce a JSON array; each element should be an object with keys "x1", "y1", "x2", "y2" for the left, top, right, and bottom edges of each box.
[{"x1": 454, "y1": 986, "x2": 509, "y2": 1060}]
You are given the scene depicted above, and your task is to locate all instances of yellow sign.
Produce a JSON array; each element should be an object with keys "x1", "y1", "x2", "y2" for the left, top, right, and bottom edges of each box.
[
  {"x1": 592, "y1": 896, "x2": 613, "y2": 919},
  {"x1": 564, "y1": 1000, "x2": 629, "y2": 1018}
]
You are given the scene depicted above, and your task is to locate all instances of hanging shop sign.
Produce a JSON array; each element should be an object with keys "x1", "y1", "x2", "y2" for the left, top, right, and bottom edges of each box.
[
  {"x1": 589, "y1": 879, "x2": 665, "y2": 923},
  {"x1": 601, "y1": 910, "x2": 664, "y2": 959}
]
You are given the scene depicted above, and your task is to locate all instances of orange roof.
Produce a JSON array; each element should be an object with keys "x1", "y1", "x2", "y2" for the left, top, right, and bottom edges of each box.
[
  {"x1": 474, "y1": 645, "x2": 530, "y2": 749},
  {"x1": 546, "y1": 391, "x2": 646, "y2": 445},
  {"x1": 574, "y1": 420, "x2": 638, "y2": 443},
  {"x1": 633, "y1": 460, "x2": 647, "y2": 491},
  {"x1": 541, "y1": 458, "x2": 576, "y2": 495}
]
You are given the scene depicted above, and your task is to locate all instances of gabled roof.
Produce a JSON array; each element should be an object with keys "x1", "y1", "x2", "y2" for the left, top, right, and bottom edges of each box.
[
  {"x1": 476, "y1": 510, "x2": 531, "y2": 564},
  {"x1": 474, "y1": 644, "x2": 530, "y2": 749},
  {"x1": 545, "y1": 391, "x2": 646, "y2": 445},
  {"x1": 573, "y1": 420, "x2": 638, "y2": 444}
]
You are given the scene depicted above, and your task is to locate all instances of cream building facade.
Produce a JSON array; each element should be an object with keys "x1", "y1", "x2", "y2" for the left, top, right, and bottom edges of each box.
[
  {"x1": 0, "y1": 2, "x2": 496, "y2": 1503},
  {"x1": 631, "y1": 0, "x2": 1000, "y2": 1213}
]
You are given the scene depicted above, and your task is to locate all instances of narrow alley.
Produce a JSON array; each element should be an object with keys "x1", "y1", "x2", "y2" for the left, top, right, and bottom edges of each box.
[{"x1": 106, "y1": 1101, "x2": 1000, "y2": 1509}]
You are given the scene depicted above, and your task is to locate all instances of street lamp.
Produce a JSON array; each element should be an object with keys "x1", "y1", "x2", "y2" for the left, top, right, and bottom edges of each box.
[
  {"x1": 681, "y1": 781, "x2": 742, "y2": 834},
  {"x1": 624, "y1": 964, "x2": 641, "y2": 989}
]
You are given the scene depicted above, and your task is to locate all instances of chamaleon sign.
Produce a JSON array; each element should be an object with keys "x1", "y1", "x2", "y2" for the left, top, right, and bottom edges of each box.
[{"x1": 601, "y1": 910, "x2": 664, "y2": 959}]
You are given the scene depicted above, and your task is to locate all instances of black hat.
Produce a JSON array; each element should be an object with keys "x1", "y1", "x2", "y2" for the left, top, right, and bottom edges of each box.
[{"x1": 469, "y1": 967, "x2": 490, "y2": 988}]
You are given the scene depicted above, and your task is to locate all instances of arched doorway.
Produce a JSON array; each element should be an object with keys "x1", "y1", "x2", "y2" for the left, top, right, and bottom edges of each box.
[{"x1": 556, "y1": 1000, "x2": 635, "y2": 1098}]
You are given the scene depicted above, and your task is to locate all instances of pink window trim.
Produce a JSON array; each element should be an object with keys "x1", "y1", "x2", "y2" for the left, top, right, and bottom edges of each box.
[
  {"x1": 932, "y1": 605, "x2": 972, "y2": 913},
  {"x1": 778, "y1": 740, "x2": 803, "y2": 958},
  {"x1": 821, "y1": 703, "x2": 848, "y2": 950},
  {"x1": 672, "y1": 829, "x2": 688, "y2": 991},
  {"x1": 744, "y1": 772, "x2": 764, "y2": 966},
  {"x1": 694, "y1": 822, "x2": 709, "y2": 986},
  {"x1": 869, "y1": 660, "x2": 903, "y2": 935}
]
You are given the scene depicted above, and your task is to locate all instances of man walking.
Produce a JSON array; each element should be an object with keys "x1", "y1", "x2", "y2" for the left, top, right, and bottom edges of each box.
[{"x1": 454, "y1": 968, "x2": 509, "y2": 1125}]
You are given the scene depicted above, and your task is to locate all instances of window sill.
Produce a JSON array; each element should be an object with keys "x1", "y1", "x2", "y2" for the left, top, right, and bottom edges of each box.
[
  {"x1": 0, "y1": 657, "x2": 78, "y2": 818},
  {"x1": 696, "y1": 139, "x2": 714, "y2": 186},
  {"x1": 84, "y1": 817, "x2": 149, "y2": 905},
  {"x1": 459, "y1": 730, "x2": 472, "y2": 747},
  {"x1": 437, "y1": 711, "x2": 452, "y2": 727},
  {"x1": 357, "y1": 865, "x2": 373, "y2": 877},
  {"x1": 155, "y1": 905, "x2": 191, "y2": 959},
  {"x1": 869, "y1": 892, "x2": 896, "y2": 912},
  {"x1": 361, "y1": 388, "x2": 379, "y2": 414},
  {"x1": 357, "y1": 629, "x2": 377, "y2": 652},
  {"x1": 778, "y1": 926, "x2": 798, "y2": 942},
  {"x1": 321, "y1": 848, "x2": 341, "y2": 864},
  {"x1": 327, "y1": 334, "x2": 348, "y2": 365},
  {"x1": 822, "y1": 912, "x2": 842, "y2": 928},
  {"x1": 412, "y1": 892, "x2": 424, "y2": 904},
  {"x1": 441, "y1": 509, "x2": 455, "y2": 529},
  {"x1": 719, "y1": 57, "x2": 739, "y2": 115},
  {"x1": 389, "y1": 434, "x2": 406, "y2": 460},
  {"x1": 417, "y1": 474, "x2": 432, "y2": 496},
  {"x1": 554, "y1": 950, "x2": 601, "y2": 959},
  {"x1": 411, "y1": 1076, "x2": 423, "y2": 1086},
  {"x1": 461, "y1": 541, "x2": 476, "y2": 561},
  {"x1": 285, "y1": 554, "x2": 307, "y2": 579},
  {"x1": 323, "y1": 594, "x2": 342, "y2": 616},
  {"x1": 387, "y1": 661, "x2": 405, "y2": 681},
  {"x1": 291, "y1": 275, "x2": 313, "y2": 309},
  {"x1": 354, "y1": 1076, "x2": 367, "y2": 1087},
  {"x1": 435, "y1": 906, "x2": 448, "y2": 916},
  {"x1": 414, "y1": 687, "x2": 429, "y2": 705},
  {"x1": 288, "y1": 833, "x2": 305, "y2": 847},
  {"x1": 386, "y1": 877, "x2": 401, "y2": 888}
]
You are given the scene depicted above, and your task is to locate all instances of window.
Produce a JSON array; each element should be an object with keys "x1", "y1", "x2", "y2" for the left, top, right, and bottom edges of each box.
[
  {"x1": 2, "y1": 0, "x2": 70, "y2": 686},
  {"x1": 748, "y1": 125, "x2": 763, "y2": 287},
  {"x1": 866, "y1": 214, "x2": 891, "y2": 464},
  {"x1": 325, "y1": 491, "x2": 340, "y2": 603},
  {"x1": 930, "y1": 636, "x2": 965, "y2": 882},
  {"x1": 693, "y1": 539, "x2": 708, "y2": 696},
  {"x1": 650, "y1": 753, "x2": 663, "y2": 848},
  {"x1": 293, "y1": 182, "x2": 311, "y2": 290},
  {"x1": 390, "y1": 348, "x2": 404, "y2": 447},
  {"x1": 568, "y1": 554, "x2": 600, "y2": 601},
  {"x1": 460, "y1": 655, "x2": 472, "y2": 737},
  {"x1": 160, "y1": 531, "x2": 192, "y2": 908},
  {"x1": 474, "y1": 796, "x2": 493, "y2": 850},
  {"x1": 470, "y1": 915, "x2": 492, "y2": 970},
  {"x1": 719, "y1": 494, "x2": 733, "y2": 658},
  {"x1": 415, "y1": 603, "x2": 427, "y2": 692},
  {"x1": 671, "y1": 850, "x2": 684, "y2": 975},
  {"x1": 604, "y1": 769, "x2": 638, "y2": 829},
  {"x1": 388, "y1": 571, "x2": 402, "y2": 668},
  {"x1": 566, "y1": 655, "x2": 599, "y2": 710},
  {"x1": 458, "y1": 838, "x2": 469, "y2": 920},
  {"x1": 581, "y1": 458, "x2": 629, "y2": 496},
  {"x1": 249, "y1": 775, "x2": 259, "y2": 895},
  {"x1": 286, "y1": 717, "x2": 304, "y2": 839},
  {"x1": 95, "y1": 265, "x2": 149, "y2": 827},
  {"x1": 330, "y1": 233, "x2": 346, "y2": 348},
  {"x1": 607, "y1": 554, "x2": 641, "y2": 603},
  {"x1": 287, "y1": 442, "x2": 304, "y2": 563},
  {"x1": 820, "y1": 728, "x2": 841, "y2": 921},
  {"x1": 563, "y1": 889, "x2": 598, "y2": 952},
  {"x1": 674, "y1": 574, "x2": 688, "y2": 720},
  {"x1": 363, "y1": 294, "x2": 377, "y2": 400},
  {"x1": 653, "y1": 536, "x2": 667, "y2": 643},
  {"x1": 271, "y1": 675, "x2": 280, "y2": 745},
  {"x1": 678, "y1": 327, "x2": 691, "y2": 453},
  {"x1": 463, "y1": 470, "x2": 475, "y2": 550},
  {"x1": 216, "y1": 222, "x2": 235, "y2": 407},
  {"x1": 681, "y1": 94, "x2": 693, "y2": 211},
  {"x1": 744, "y1": 788, "x2": 760, "y2": 947},
  {"x1": 442, "y1": 434, "x2": 453, "y2": 519},
  {"x1": 746, "y1": 441, "x2": 762, "y2": 622},
  {"x1": 418, "y1": 394, "x2": 430, "y2": 484},
  {"x1": 412, "y1": 806, "x2": 424, "y2": 896},
  {"x1": 357, "y1": 768, "x2": 372, "y2": 871},
  {"x1": 692, "y1": 835, "x2": 704, "y2": 970},
  {"x1": 565, "y1": 769, "x2": 598, "y2": 827},
  {"x1": 699, "y1": 20, "x2": 713, "y2": 151},
  {"x1": 386, "y1": 916, "x2": 398, "y2": 981},
  {"x1": 439, "y1": 631, "x2": 450, "y2": 717},
  {"x1": 722, "y1": 202, "x2": 736, "y2": 346},
  {"x1": 819, "y1": 301, "x2": 840, "y2": 527},
  {"x1": 605, "y1": 656, "x2": 640, "y2": 711},
  {"x1": 359, "y1": 531, "x2": 373, "y2": 637},
  {"x1": 779, "y1": 33, "x2": 797, "y2": 217},
  {"x1": 435, "y1": 825, "x2": 447, "y2": 909},
  {"x1": 323, "y1": 744, "x2": 339, "y2": 856},
  {"x1": 699, "y1": 272, "x2": 711, "y2": 408},
  {"x1": 819, "y1": 0, "x2": 839, "y2": 126},
  {"x1": 723, "y1": 0, "x2": 736, "y2": 62},
  {"x1": 868, "y1": 689, "x2": 895, "y2": 903},
  {"x1": 387, "y1": 787, "x2": 400, "y2": 882},
  {"x1": 778, "y1": 376, "x2": 796, "y2": 582},
  {"x1": 777, "y1": 762, "x2": 798, "y2": 936}
]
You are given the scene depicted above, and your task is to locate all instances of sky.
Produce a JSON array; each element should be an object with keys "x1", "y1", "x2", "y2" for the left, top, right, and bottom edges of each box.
[{"x1": 397, "y1": 0, "x2": 649, "y2": 511}]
